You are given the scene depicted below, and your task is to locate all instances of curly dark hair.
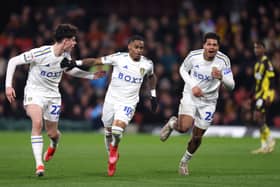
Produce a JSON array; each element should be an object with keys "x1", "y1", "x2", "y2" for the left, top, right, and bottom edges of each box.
[{"x1": 203, "y1": 32, "x2": 220, "y2": 45}]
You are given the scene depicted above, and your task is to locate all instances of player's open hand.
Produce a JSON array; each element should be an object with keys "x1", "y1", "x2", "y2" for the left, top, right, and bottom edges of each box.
[
  {"x1": 192, "y1": 86, "x2": 203, "y2": 97},
  {"x1": 5, "y1": 87, "x2": 16, "y2": 103},
  {"x1": 93, "y1": 70, "x2": 107, "y2": 79}
]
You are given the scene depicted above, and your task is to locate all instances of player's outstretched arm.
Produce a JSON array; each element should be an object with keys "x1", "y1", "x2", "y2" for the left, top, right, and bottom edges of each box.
[
  {"x1": 65, "y1": 67, "x2": 106, "y2": 80},
  {"x1": 60, "y1": 57, "x2": 103, "y2": 70},
  {"x1": 80, "y1": 58, "x2": 103, "y2": 66}
]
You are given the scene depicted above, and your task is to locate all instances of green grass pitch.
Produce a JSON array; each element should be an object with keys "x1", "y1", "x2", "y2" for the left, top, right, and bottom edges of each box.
[{"x1": 0, "y1": 132, "x2": 279, "y2": 187}]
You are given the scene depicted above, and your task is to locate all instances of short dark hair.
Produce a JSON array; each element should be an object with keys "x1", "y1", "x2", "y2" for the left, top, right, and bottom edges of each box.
[
  {"x1": 128, "y1": 35, "x2": 144, "y2": 44},
  {"x1": 54, "y1": 23, "x2": 78, "y2": 42},
  {"x1": 203, "y1": 32, "x2": 220, "y2": 45}
]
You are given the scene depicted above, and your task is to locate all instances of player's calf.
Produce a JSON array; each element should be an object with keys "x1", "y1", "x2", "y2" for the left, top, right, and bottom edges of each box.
[{"x1": 104, "y1": 128, "x2": 112, "y2": 155}]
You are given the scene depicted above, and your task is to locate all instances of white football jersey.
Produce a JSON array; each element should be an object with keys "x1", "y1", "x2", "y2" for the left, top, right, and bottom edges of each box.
[
  {"x1": 20, "y1": 45, "x2": 70, "y2": 97},
  {"x1": 101, "y1": 52, "x2": 154, "y2": 106},
  {"x1": 181, "y1": 49, "x2": 234, "y2": 100}
]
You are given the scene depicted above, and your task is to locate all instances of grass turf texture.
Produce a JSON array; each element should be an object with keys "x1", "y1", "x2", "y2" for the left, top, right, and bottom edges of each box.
[{"x1": 0, "y1": 132, "x2": 279, "y2": 187}]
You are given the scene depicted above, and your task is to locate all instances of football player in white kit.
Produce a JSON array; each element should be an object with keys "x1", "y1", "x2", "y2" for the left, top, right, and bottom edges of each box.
[
  {"x1": 160, "y1": 32, "x2": 235, "y2": 176},
  {"x1": 5, "y1": 24, "x2": 105, "y2": 177},
  {"x1": 61, "y1": 35, "x2": 158, "y2": 176}
]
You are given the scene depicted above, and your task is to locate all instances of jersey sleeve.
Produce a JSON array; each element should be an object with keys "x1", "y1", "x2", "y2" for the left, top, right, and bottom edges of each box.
[
  {"x1": 221, "y1": 55, "x2": 232, "y2": 76},
  {"x1": 182, "y1": 54, "x2": 193, "y2": 71},
  {"x1": 265, "y1": 60, "x2": 276, "y2": 89},
  {"x1": 146, "y1": 60, "x2": 154, "y2": 76},
  {"x1": 65, "y1": 67, "x2": 95, "y2": 79},
  {"x1": 265, "y1": 60, "x2": 275, "y2": 78},
  {"x1": 221, "y1": 56, "x2": 235, "y2": 90},
  {"x1": 179, "y1": 54, "x2": 196, "y2": 88},
  {"x1": 101, "y1": 52, "x2": 122, "y2": 66},
  {"x1": 22, "y1": 50, "x2": 35, "y2": 63},
  {"x1": 5, "y1": 54, "x2": 27, "y2": 88},
  {"x1": 22, "y1": 46, "x2": 53, "y2": 65},
  {"x1": 11, "y1": 48, "x2": 40, "y2": 65}
]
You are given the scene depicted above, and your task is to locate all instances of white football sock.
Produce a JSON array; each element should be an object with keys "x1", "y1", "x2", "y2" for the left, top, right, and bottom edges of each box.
[
  {"x1": 181, "y1": 150, "x2": 193, "y2": 163},
  {"x1": 104, "y1": 128, "x2": 112, "y2": 154},
  {"x1": 111, "y1": 126, "x2": 124, "y2": 147},
  {"x1": 31, "y1": 135, "x2": 44, "y2": 167}
]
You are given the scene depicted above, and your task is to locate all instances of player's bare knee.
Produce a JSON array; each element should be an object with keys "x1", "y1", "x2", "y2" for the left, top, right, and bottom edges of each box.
[
  {"x1": 32, "y1": 120, "x2": 43, "y2": 132},
  {"x1": 177, "y1": 125, "x2": 189, "y2": 133},
  {"x1": 32, "y1": 118, "x2": 42, "y2": 126},
  {"x1": 46, "y1": 130, "x2": 60, "y2": 139},
  {"x1": 176, "y1": 117, "x2": 192, "y2": 133}
]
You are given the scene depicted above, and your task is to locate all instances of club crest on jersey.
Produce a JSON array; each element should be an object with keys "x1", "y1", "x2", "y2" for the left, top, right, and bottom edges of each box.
[{"x1": 140, "y1": 68, "x2": 145, "y2": 76}]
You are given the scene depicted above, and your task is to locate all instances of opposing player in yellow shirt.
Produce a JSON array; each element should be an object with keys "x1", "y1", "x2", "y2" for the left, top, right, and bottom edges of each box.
[{"x1": 251, "y1": 41, "x2": 276, "y2": 154}]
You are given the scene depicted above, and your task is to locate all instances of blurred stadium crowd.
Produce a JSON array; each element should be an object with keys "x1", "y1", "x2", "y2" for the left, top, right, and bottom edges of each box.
[{"x1": 1, "y1": 0, "x2": 280, "y2": 130}]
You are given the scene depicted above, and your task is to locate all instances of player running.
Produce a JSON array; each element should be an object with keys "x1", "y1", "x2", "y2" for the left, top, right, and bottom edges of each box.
[
  {"x1": 160, "y1": 32, "x2": 235, "y2": 176},
  {"x1": 5, "y1": 23, "x2": 105, "y2": 177},
  {"x1": 251, "y1": 41, "x2": 276, "y2": 154},
  {"x1": 61, "y1": 35, "x2": 158, "y2": 176}
]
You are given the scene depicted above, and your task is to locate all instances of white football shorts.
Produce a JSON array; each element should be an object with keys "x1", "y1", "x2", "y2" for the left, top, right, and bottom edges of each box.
[
  {"x1": 101, "y1": 101, "x2": 136, "y2": 127},
  {"x1": 23, "y1": 91, "x2": 61, "y2": 122},
  {"x1": 178, "y1": 92, "x2": 217, "y2": 130}
]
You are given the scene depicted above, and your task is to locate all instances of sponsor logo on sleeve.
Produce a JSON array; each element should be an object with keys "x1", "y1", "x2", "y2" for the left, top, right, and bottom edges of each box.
[
  {"x1": 223, "y1": 68, "x2": 232, "y2": 75},
  {"x1": 24, "y1": 52, "x2": 34, "y2": 62}
]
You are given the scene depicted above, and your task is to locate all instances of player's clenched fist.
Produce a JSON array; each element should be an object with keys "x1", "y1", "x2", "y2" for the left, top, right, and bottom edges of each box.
[{"x1": 211, "y1": 67, "x2": 222, "y2": 80}]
